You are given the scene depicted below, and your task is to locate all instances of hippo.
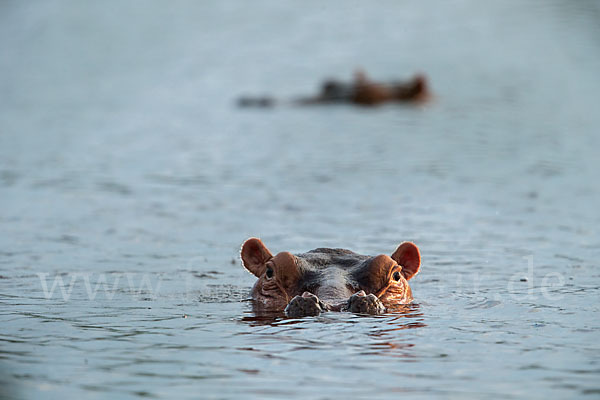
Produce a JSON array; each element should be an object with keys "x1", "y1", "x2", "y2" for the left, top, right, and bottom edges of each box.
[
  {"x1": 237, "y1": 70, "x2": 431, "y2": 108},
  {"x1": 351, "y1": 70, "x2": 430, "y2": 105},
  {"x1": 240, "y1": 238, "x2": 421, "y2": 318}
]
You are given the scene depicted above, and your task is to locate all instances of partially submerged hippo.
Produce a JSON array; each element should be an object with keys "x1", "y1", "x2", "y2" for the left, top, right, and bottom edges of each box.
[
  {"x1": 240, "y1": 238, "x2": 421, "y2": 317},
  {"x1": 237, "y1": 70, "x2": 430, "y2": 108},
  {"x1": 351, "y1": 71, "x2": 430, "y2": 105}
]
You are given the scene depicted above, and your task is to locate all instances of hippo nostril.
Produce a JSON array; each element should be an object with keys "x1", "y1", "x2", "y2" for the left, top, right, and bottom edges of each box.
[{"x1": 393, "y1": 271, "x2": 401, "y2": 281}]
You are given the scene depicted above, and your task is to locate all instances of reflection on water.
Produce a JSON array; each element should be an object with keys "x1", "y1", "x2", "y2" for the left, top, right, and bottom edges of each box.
[
  {"x1": 1, "y1": 0, "x2": 600, "y2": 398},
  {"x1": 239, "y1": 306, "x2": 425, "y2": 364},
  {"x1": 241, "y1": 302, "x2": 424, "y2": 330}
]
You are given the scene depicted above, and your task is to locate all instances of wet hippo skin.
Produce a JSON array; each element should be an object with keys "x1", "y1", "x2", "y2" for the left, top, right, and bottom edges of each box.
[
  {"x1": 240, "y1": 238, "x2": 421, "y2": 318},
  {"x1": 237, "y1": 70, "x2": 430, "y2": 108}
]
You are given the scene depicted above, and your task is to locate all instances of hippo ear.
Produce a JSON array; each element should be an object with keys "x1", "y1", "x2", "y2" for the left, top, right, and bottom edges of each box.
[
  {"x1": 241, "y1": 238, "x2": 273, "y2": 277},
  {"x1": 391, "y1": 242, "x2": 421, "y2": 280}
]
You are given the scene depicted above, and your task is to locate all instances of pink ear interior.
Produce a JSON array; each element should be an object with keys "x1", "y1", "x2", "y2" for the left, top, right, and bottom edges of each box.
[
  {"x1": 240, "y1": 238, "x2": 273, "y2": 277},
  {"x1": 391, "y1": 242, "x2": 421, "y2": 280}
]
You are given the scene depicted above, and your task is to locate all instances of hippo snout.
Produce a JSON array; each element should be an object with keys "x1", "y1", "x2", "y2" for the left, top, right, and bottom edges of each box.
[
  {"x1": 284, "y1": 292, "x2": 328, "y2": 317},
  {"x1": 343, "y1": 291, "x2": 386, "y2": 315},
  {"x1": 284, "y1": 290, "x2": 386, "y2": 318}
]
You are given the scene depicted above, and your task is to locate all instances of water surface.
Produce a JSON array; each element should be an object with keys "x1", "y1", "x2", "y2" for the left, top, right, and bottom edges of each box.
[{"x1": 1, "y1": 0, "x2": 599, "y2": 398}]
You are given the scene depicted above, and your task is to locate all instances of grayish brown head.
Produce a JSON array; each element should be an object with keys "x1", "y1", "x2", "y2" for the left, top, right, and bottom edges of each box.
[{"x1": 240, "y1": 238, "x2": 421, "y2": 317}]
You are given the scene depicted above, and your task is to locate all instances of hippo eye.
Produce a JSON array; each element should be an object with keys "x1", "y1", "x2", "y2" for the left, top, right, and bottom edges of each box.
[
  {"x1": 393, "y1": 271, "x2": 401, "y2": 281},
  {"x1": 265, "y1": 266, "x2": 274, "y2": 279}
]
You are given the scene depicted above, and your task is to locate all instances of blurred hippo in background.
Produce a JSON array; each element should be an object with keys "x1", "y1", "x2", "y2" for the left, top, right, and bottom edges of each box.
[
  {"x1": 351, "y1": 70, "x2": 430, "y2": 105},
  {"x1": 240, "y1": 238, "x2": 421, "y2": 318},
  {"x1": 237, "y1": 70, "x2": 431, "y2": 108}
]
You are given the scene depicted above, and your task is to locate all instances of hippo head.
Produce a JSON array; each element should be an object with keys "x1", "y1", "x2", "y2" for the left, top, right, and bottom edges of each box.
[
  {"x1": 240, "y1": 238, "x2": 421, "y2": 317},
  {"x1": 320, "y1": 79, "x2": 354, "y2": 101},
  {"x1": 393, "y1": 74, "x2": 430, "y2": 102}
]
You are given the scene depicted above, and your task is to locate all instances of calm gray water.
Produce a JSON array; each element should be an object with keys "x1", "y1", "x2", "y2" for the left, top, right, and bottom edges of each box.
[{"x1": 1, "y1": 1, "x2": 600, "y2": 399}]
